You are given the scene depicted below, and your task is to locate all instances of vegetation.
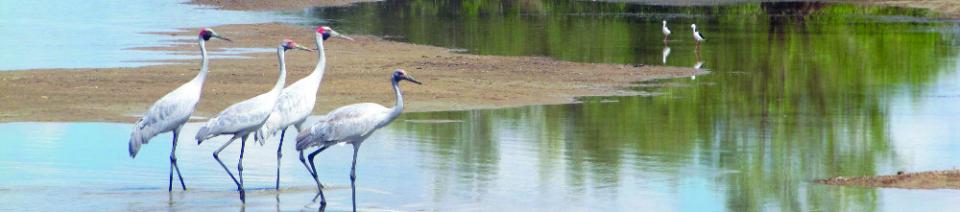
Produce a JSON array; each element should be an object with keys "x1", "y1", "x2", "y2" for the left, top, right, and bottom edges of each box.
[{"x1": 310, "y1": 1, "x2": 956, "y2": 210}]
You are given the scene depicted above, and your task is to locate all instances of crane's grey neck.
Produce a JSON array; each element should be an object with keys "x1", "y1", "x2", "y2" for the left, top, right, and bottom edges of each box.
[
  {"x1": 193, "y1": 37, "x2": 209, "y2": 83},
  {"x1": 307, "y1": 32, "x2": 327, "y2": 82},
  {"x1": 388, "y1": 78, "x2": 404, "y2": 121},
  {"x1": 273, "y1": 46, "x2": 287, "y2": 92}
]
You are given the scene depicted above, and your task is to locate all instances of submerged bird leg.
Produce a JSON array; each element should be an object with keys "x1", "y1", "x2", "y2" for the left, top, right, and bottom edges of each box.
[
  {"x1": 275, "y1": 127, "x2": 287, "y2": 190},
  {"x1": 213, "y1": 136, "x2": 241, "y2": 196},
  {"x1": 349, "y1": 143, "x2": 361, "y2": 212},
  {"x1": 305, "y1": 145, "x2": 331, "y2": 204},
  {"x1": 171, "y1": 129, "x2": 187, "y2": 191},
  {"x1": 238, "y1": 135, "x2": 248, "y2": 203},
  {"x1": 169, "y1": 131, "x2": 175, "y2": 191}
]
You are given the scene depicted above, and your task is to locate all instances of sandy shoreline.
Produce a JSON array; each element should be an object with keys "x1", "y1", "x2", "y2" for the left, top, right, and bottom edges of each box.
[
  {"x1": 0, "y1": 23, "x2": 700, "y2": 122},
  {"x1": 817, "y1": 169, "x2": 960, "y2": 189}
]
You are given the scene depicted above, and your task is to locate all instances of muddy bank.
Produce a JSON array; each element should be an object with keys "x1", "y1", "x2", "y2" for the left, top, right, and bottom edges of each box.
[
  {"x1": 816, "y1": 169, "x2": 960, "y2": 189},
  {"x1": 0, "y1": 23, "x2": 700, "y2": 122}
]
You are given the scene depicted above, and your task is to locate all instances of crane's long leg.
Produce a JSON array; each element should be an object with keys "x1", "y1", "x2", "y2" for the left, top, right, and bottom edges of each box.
[
  {"x1": 299, "y1": 150, "x2": 321, "y2": 203},
  {"x1": 169, "y1": 131, "x2": 175, "y2": 192},
  {"x1": 213, "y1": 136, "x2": 241, "y2": 198},
  {"x1": 300, "y1": 145, "x2": 331, "y2": 204},
  {"x1": 275, "y1": 127, "x2": 287, "y2": 190},
  {"x1": 349, "y1": 143, "x2": 362, "y2": 212},
  {"x1": 238, "y1": 135, "x2": 248, "y2": 203},
  {"x1": 300, "y1": 151, "x2": 312, "y2": 176},
  {"x1": 170, "y1": 129, "x2": 187, "y2": 191}
]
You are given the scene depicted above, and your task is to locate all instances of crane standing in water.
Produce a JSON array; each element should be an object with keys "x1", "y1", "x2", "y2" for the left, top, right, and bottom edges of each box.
[
  {"x1": 128, "y1": 28, "x2": 230, "y2": 192},
  {"x1": 296, "y1": 69, "x2": 422, "y2": 211},
  {"x1": 254, "y1": 26, "x2": 353, "y2": 190},
  {"x1": 195, "y1": 39, "x2": 313, "y2": 203}
]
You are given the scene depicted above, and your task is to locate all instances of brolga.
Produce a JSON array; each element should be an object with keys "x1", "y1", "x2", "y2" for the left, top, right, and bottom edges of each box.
[
  {"x1": 296, "y1": 69, "x2": 422, "y2": 211},
  {"x1": 691, "y1": 24, "x2": 705, "y2": 48},
  {"x1": 662, "y1": 20, "x2": 671, "y2": 43},
  {"x1": 254, "y1": 26, "x2": 353, "y2": 191},
  {"x1": 128, "y1": 28, "x2": 230, "y2": 192},
  {"x1": 195, "y1": 39, "x2": 313, "y2": 203}
]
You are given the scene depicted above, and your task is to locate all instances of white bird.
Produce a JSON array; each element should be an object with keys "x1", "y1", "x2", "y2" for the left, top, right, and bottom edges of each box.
[
  {"x1": 195, "y1": 39, "x2": 313, "y2": 203},
  {"x1": 253, "y1": 26, "x2": 353, "y2": 190},
  {"x1": 662, "y1": 20, "x2": 671, "y2": 42},
  {"x1": 128, "y1": 28, "x2": 230, "y2": 191},
  {"x1": 692, "y1": 52, "x2": 704, "y2": 80},
  {"x1": 662, "y1": 46, "x2": 671, "y2": 65},
  {"x1": 296, "y1": 69, "x2": 422, "y2": 211},
  {"x1": 691, "y1": 24, "x2": 705, "y2": 46}
]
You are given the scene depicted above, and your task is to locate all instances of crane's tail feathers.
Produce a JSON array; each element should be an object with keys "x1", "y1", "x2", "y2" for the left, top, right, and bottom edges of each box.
[
  {"x1": 195, "y1": 126, "x2": 213, "y2": 144},
  {"x1": 294, "y1": 128, "x2": 314, "y2": 151},
  {"x1": 128, "y1": 120, "x2": 150, "y2": 158},
  {"x1": 254, "y1": 114, "x2": 283, "y2": 146},
  {"x1": 129, "y1": 131, "x2": 143, "y2": 158},
  {"x1": 253, "y1": 131, "x2": 266, "y2": 146},
  {"x1": 295, "y1": 127, "x2": 331, "y2": 151}
]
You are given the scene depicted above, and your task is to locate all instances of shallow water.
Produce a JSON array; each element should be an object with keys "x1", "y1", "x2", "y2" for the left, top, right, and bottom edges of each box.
[
  {"x1": 0, "y1": 0, "x2": 295, "y2": 71},
  {"x1": 4, "y1": 0, "x2": 960, "y2": 211}
]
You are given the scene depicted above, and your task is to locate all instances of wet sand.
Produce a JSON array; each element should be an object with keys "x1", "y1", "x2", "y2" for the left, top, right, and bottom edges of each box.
[
  {"x1": 816, "y1": 169, "x2": 960, "y2": 189},
  {"x1": 0, "y1": 23, "x2": 699, "y2": 122},
  {"x1": 190, "y1": 0, "x2": 960, "y2": 18}
]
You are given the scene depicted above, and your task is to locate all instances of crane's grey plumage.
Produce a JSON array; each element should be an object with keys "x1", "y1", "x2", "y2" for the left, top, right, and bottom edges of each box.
[
  {"x1": 296, "y1": 69, "x2": 422, "y2": 211},
  {"x1": 252, "y1": 26, "x2": 353, "y2": 190},
  {"x1": 128, "y1": 28, "x2": 230, "y2": 192},
  {"x1": 195, "y1": 39, "x2": 312, "y2": 203}
]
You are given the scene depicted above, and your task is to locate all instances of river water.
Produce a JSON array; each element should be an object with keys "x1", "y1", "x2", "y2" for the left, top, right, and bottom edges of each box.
[
  {"x1": 2, "y1": 0, "x2": 960, "y2": 211},
  {"x1": 0, "y1": 0, "x2": 296, "y2": 70}
]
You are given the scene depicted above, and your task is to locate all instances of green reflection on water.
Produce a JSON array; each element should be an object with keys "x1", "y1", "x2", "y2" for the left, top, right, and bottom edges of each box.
[{"x1": 305, "y1": 0, "x2": 957, "y2": 210}]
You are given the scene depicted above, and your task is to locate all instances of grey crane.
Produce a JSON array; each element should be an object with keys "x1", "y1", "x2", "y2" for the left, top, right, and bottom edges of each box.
[
  {"x1": 195, "y1": 39, "x2": 312, "y2": 203},
  {"x1": 253, "y1": 26, "x2": 353, "y2": 190},
  {"x1": 128, "y1": 28, "x2": 230, "y2": 191},
  {"x1": 296, "y1": 69, "x2": 422, "y2": 211}
]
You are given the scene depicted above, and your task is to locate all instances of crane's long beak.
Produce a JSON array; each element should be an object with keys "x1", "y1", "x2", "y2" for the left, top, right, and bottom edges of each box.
[
  {"x1": 213, "y1": 34, "x2": 233, "y2": 42},
  {"x1": 403, "y1": 76, "x2": 422, "y2": 85},
  {"x1": 331, "y1": 30, "x2": 354, "y2": 41},
  {"x1": 295, "y1": 44, "x2": 315, "y2": 52}
]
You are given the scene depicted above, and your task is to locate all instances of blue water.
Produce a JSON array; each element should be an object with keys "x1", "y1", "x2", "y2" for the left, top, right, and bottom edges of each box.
[
  {"x1": 0, "y1": 0, "x2": 297, "y2": 70},
  {"x1": 4, "y1": 0, "x2": 960, "y2": 211}
]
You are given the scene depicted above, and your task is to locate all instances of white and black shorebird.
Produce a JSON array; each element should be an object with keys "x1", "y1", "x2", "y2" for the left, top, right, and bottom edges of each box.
[
  {"x1": 128, "y1": 28, "x2": 230, "y2": 192},
  {"x1": 195, "y1": 39, "x2": 313, "y2": 203},
  {"x1": 253, "y1": 25, "x2": 353, "y2": 191},
  {"x1": 662, "y1": 20, "x2": 671, "y2": 42},
  {"x1": 691, "y1": 24, "x2": 705, "y2": 46},
  {"x1": 296, "y1": 69, "x2": 422, "y2": 211}
]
